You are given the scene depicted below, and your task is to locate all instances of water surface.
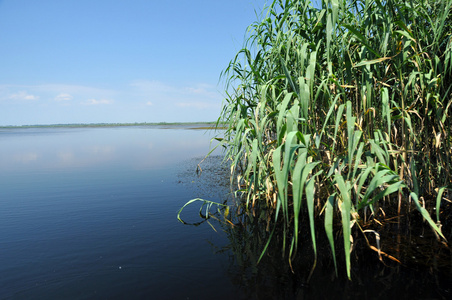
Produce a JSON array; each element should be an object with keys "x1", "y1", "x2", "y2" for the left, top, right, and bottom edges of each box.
[
  {"x1": 2, "y1": 126, "x2": 451, "y2": 300},
  {"x1": 0, "y1": 126, "x2": 235, "y2": 299}
]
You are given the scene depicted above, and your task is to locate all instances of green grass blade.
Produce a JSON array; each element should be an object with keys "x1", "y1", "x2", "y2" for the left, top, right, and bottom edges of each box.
[
  {"x1": 335, "y1": 172, "x2": 352, "y2": 279},
  {"x1": 436, "y1": 185, "x2": 452, "y2": 223},
  {"x1": 410, "y1": 192, "x2": 445, "y2": 240},
  {"x1": 324, "y1": 193, "x2": 338, "y2": 276}
]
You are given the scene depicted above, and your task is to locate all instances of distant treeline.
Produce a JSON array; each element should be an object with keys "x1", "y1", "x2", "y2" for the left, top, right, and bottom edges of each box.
[{"x1": 0, "y1": 122, "x2": 227, "y2": 129}]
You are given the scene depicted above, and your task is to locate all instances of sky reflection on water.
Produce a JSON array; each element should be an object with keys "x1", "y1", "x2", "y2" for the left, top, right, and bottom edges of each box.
[
  {"x1": 0, "y1": 126, "x2": 218, "y2": 172},
  {"x1": 0, "y1": 126, "x2": 240, "y2": 300},
  {"x1": 1, "y1": 126, "x2": 451, "y2": 299}
]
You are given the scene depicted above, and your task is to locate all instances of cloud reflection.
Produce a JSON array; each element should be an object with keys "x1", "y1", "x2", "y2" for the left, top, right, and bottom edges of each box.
[
  {"x1": 0, "y1": 127, "x2": 220, "y2": 172},
  {"x1": 57, "y1": 151, "x2": 75, "y2": 165},
  {"x1": 13, "y1": 152, "x2": 38, "y2": 163}
]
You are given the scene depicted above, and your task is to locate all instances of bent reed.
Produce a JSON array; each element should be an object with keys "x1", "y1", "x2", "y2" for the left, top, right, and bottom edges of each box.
[{"x1": 180, "y1": 0, "x2": 452, "y2": 279}]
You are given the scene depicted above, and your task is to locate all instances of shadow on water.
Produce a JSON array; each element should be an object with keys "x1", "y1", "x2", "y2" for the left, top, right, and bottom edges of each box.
[
  {"x1": 219, "y1": 208, "x2": 451, "y2": 299},
  {"x1": 180, "y1": 156, "x2": 452, "y2": 300}
]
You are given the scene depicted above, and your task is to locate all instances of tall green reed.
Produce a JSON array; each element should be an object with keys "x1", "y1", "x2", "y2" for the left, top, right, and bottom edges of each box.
[
  {"x1": 215, "y1": 0, "x2": 451, "y2": 278},
  {"x1": 178, "y1": 0, "x2": 451, "y2": 279}
]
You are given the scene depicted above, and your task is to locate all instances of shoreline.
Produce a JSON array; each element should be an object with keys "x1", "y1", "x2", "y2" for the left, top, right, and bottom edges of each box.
[{"x1": 0, "y1": 122, "x2": 226, "y2": 130}]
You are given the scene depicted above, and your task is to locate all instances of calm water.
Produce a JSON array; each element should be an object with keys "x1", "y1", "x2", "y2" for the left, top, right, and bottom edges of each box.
[
  {"x1": 0, "y1": 126, "x2": 236, "y2": 299},
  {"x1": 1, "y1": 126, "x2": 451, "y2": 300}
]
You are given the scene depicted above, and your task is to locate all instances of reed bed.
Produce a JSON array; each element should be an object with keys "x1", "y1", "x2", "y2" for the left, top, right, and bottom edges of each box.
[{"x1": 180, "y1": 0, "x2": 452, "y2": 279}]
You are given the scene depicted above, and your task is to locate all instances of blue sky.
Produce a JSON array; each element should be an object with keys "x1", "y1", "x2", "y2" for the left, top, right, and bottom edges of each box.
[{"x1": 0, "y1": 0, "x2": 267, "y2": 125}]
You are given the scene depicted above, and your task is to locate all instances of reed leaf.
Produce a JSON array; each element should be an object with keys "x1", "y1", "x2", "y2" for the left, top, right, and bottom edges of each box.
[{"x1": 181, "y1": 0, "x2": 451, "y2": 280}]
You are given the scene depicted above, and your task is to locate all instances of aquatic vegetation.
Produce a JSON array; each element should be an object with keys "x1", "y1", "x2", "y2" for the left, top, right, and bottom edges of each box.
[
  {"x1": 180, "y1": 0, "x2": 452, "y2": 279},
  {"x1": 215, "y1": 203, "x2": 452, "y2": 298}
]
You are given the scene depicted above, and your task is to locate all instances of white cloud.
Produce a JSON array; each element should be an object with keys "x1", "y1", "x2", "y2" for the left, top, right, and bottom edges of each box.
[
  {"x1": 9, "y1": 91, "x2": 39, "y2": 101},
  {"x1": 83, "y1": 98, "x2": 113, "y2": 105},
  {"x1": 129, "y1": 80, "x2": 172, "y2": 93},
  {"x1": 55, "y1": 93, "x2": 73, "y2": 101},
  {"x1": 36, "y1": 84, "x2": 116, "y2": 97},
  {"x1": 184, "y1": 84, "x2": 220, "y2": 99},
  {"x1": 186, "y1": 87, "x2": 204, "y2": 94},
  {"x1": 0, "y1": 84, "x2": 117, "y2": 103},
  {"x1": 129, "y1": 80, "x2": 222, "y2": 104},
  {"x1": 176, "y1": 102, "x2": 212, "y2": 109},
  {"x1": 0, "y1": 81, "x2": 222, "y2": 125}
]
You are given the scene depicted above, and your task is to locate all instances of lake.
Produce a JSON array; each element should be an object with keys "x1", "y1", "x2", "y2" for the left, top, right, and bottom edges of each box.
[
  {"x1": 0, "y1": 125, "x2": 238, "y2": 299},
  {"x1": 1, "y1": 125, "x2": 451, "y2": 300}
]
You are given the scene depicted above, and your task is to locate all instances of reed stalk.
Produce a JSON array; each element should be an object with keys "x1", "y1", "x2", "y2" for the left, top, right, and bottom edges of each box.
[{"x1": 181, "y1": 0, "x2": 452, "y2": 279}]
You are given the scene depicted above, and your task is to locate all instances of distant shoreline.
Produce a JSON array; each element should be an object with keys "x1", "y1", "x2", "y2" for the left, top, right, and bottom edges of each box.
[{"x1": 0, "y1": 122, "x2": 227, "y2": 130}]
